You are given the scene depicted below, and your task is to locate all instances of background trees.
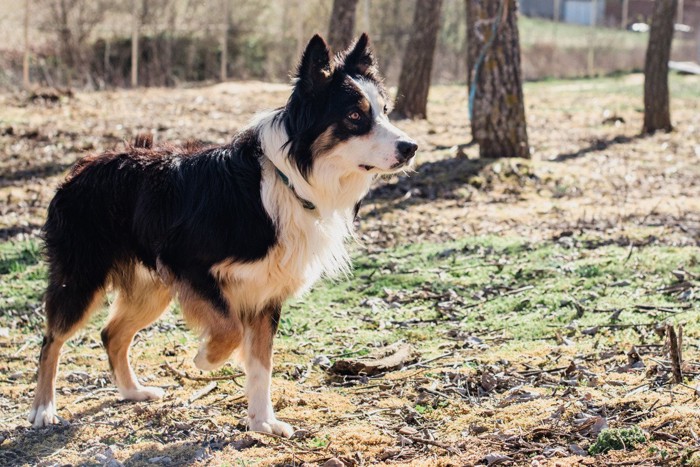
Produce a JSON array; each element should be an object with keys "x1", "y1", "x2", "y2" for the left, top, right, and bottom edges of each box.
[
  {"x1": 466, "y1": 0, "x2": 529, "y2": 158},
  {"x1": 391, "y1": 0, "x2": 443, "y2": 119},
  {"x1": 643, "y1": 0, "x2": 678, "y2": 134},
  {"x1": 328, "y1": 0, "x2": 359, "y2": 51}
]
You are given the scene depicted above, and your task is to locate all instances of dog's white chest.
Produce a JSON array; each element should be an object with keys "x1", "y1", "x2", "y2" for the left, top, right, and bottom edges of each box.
[{"x1": 211, "y1": 213, "x2": 349, "y2": 311}]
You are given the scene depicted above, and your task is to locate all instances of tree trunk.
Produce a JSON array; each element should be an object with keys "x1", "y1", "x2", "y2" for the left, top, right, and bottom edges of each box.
[
  {"x1": 23, "y1": 0, "x2": 30, "y2": 89},
  {"x1": 643, "y1": 0, "x2": 677, "y2": 134},
  {"x1": 220, "y1": 0, "x2": 229, "y2": 82},
  {"x1": 328, "y1": 0, "x2": 359, "y2": 51},
  {"x1": 392, "y1": 0, "x2": 443, "y2": 120},
  {"x1": 466, "y1": 0, "x2": 529, "y2": 159}
]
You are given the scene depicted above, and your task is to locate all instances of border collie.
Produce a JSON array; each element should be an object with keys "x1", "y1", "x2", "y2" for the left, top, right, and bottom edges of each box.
[{"x1": 28, "y1": 34, "x2": 417, "y2": 436}]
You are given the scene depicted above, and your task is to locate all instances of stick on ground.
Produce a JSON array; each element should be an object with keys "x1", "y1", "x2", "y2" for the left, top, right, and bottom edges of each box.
[{"x1": 667, "y1": 324, "x2": 683, "y2": 384}]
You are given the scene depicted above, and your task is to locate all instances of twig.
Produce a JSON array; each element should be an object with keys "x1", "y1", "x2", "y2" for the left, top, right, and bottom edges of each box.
[
  {"x1": 163, "y1": 361, "x2": 243, "y2": 387},
  {"x1": 518, "y1": 366, "x2": 569, "y2": 377},
  {"x1": 635, "y1": 303, "x2": 692, "y2": 314},
  {"x1": 404, "y1": 351, "x2": 454, "y2": 370},
  {"x1": 405, "y1": 435, "x2": 460, "y2": 455},
  {"x1": 462, "y1": 285, "x2": 534, "y2": 309},
  {"x1": 188, "y1": 381, "x2": 217, "y2": 404},
  {"x1": 667, "y1": 324, "x2": 683, "y2": 384}
]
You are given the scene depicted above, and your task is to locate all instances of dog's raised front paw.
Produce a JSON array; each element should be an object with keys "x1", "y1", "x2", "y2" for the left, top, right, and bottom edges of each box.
[
  {"x1": 193, "y1": 347, "x2": 225, "y2": 371},
  {"x1": 28, "y1": 401, "x2": 60, "y2": 428},
  {"x1": 120, "y1": 385, "x2": 165, "y2": 401},
  {"x1": 248, "y1": 417, "x2": 294, "y2": 438}
]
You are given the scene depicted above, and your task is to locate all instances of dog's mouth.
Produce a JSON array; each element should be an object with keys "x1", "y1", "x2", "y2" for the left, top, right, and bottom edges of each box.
[
  {"x1": 390, "y1": 160, "x2": 410, "y2": 170},
  {"x1": 360, "y1": 161, "x2": 412, "y2": 173}
]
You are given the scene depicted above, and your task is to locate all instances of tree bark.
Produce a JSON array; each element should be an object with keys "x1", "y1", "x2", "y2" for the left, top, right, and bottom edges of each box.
[
  {"x1": 328, "y1": 0, "x2": 359, "y2": 52},
  {"x1": 643, "y1": 0, "x2": 677, "y2": 134},
  {"x1": 220, "y1": 0, "x2": 229, "y2": 82},
  {"x1": 466, "y1": 0, "x2": 529, "y2": 159},
  {"x1": 392, "y1": 0, "x2": 443, "y2": 120}
]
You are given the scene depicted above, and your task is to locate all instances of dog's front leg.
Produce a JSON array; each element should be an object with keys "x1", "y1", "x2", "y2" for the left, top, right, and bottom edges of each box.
[{"x1": 243, "y1": 304, "x2": 293, "y2": 437}]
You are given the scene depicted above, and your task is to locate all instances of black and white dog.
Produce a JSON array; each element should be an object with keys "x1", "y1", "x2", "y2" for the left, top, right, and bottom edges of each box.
[{"x1": 29, "y1": 34, "x2": 417, "y2": 436}]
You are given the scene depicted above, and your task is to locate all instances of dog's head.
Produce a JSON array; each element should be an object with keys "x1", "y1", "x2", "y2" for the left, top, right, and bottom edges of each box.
[{"x1": 284, "y1": 34, "x2": 417, "y2": 180}]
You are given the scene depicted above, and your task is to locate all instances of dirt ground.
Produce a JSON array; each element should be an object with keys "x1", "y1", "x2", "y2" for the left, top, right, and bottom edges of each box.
[
  {"x1": 1, "y1": 75, "x2": 699, "y2": 247},
  {"x1": 0, "y1": 75, "x2": 699, "y2": 466}
]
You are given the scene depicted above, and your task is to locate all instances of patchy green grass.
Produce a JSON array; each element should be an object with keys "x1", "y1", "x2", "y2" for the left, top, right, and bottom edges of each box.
[
  {"x1": 0, "y1": 240, "x2": 45, "y2": 331},
  {"x1": 589, "y1": 425, "x2": 648, "y2": 455},
  {"x1": 2, "y1": 235, "x2": 697, "y2": 356},
  {"x1": 282, "y1": 236, "x2": 699, "y2": 358},
  {"x1": 520, "y1": 17, "x2": 648, "y2": 50}
]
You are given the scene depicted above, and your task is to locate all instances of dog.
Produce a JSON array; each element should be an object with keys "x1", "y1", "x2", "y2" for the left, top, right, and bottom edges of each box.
[{"x1": 28, "y1": 33, "x2": 417, "y2": 436}]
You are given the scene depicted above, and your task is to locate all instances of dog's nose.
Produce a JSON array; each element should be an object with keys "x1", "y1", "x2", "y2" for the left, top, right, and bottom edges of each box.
[{"x1": 396, "y1": 140, "x2": 418, "y2": 162}]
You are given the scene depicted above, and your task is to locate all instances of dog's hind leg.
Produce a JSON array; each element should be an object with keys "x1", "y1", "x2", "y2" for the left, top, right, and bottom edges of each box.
[
  {"x1": 101, "y1": 265, "x2": 171, "y2": 401},
  {"x1": 29, "y1": 284, "x2": 106, "y2": 428},
  {"x1": 242, "y1": 303, "x2": 294, "y2": 437}
]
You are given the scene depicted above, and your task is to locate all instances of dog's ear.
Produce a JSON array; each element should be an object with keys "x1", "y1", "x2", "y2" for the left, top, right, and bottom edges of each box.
[
  {"x1": 295, "y1": 34, "x2": 333, "y2": 96},
  {"x1": 342, "y1": 33, "x2": 377, "y2": 78}
]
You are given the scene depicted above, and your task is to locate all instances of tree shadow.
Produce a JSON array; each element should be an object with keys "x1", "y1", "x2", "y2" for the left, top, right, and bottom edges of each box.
[
  {"x1": 365, "y1": 154, "x2": 531, "y2": 214},
  {"x1": 0, "y1": 400, "x2": 116, "y2": 467},
  {"x1": 120, "y1": 434, "x2": 261, "y2": 466},
  {"x1": 550, "y1": 133, "x2": 648, "y2": 163},
  {"x1": 0, "y1": 161, "x2": 73, "y2": 188},
  {"x1": 0, "y1": 223, "x2": 43, "y2": 241}
]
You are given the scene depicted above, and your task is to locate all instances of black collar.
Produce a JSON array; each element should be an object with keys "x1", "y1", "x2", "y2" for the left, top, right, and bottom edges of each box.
[{"x1": 274, "y1": 168, "x2": 316, "y2": 211}]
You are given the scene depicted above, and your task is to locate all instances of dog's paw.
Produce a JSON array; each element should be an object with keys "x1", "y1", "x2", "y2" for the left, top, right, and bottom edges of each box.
[
  {"x1": 28, "y1": 402, "x2": 59, "y2": 428},
  {"x1": 120, "y1": 385, "x2": 165, "y2": 401},
  {"x1": 193, "y1": 348, "x2": 224, "y2": 371},
  {"x1": 248, "y1": 417, "x2": 294, "y2": 438}
]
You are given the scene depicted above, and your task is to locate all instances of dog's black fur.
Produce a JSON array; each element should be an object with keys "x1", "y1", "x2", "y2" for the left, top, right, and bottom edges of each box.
[{"x1": 44, "y1": 130, "x2": 276, "y2": 332}]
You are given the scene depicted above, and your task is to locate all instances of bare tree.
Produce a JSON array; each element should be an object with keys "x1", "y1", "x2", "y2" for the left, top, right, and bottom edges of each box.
[
  {"x1": 23, "y1": 0, "x2": 30, "y2": 89},
  {"x1": 643, "y1": 0, "x2": 678, "y2": 134},
  {"x1": 466, "y1": 0, "x2": 529, "y2": 158},
  {"x1": 392, "y1": 0, "x2": 443, "y2": 119},
  {"x1": 328, "y1": 0, "x2": 359, "y2": 51},
  {"x1": 38, "y1": 0, "x2": 107, "y2": 85},
  {"x1": 220, "y1": 0, "x2": 229, "y2": 81}
]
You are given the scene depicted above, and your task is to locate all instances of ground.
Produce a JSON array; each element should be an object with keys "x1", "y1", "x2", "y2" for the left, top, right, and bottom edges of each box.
[{"x1": 0, "y1": 74, "x2": 699, "y2": 466}]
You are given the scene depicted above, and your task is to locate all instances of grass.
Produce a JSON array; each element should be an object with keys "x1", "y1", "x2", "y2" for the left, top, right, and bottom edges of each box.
[
  {"x1": 1, "y1": 234, "x2": 698, "y2": 464},
  {"x1": 589, "y1": 426, "x2": 648, "y2": 455},
  {"x1": 1, "y1": 235, "x2": 699, "y2": 465},
  {"x1": 520, "y1": 17, "x2": 648, "y2": 50},
  {"x1": 1, "y1": 235, "x2": 697, "y2": 358}
]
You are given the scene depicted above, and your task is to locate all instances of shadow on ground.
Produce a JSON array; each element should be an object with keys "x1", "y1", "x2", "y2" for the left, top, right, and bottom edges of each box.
[
  {"x1": 366, "y1": 155, "x2": 535, "y2": 213},
  {"x1": 0, "y1": 161, "x2": 74, "y2": 188},
  {"x1": 550, "y1": 133, "x2": 648, "y2": 162}
]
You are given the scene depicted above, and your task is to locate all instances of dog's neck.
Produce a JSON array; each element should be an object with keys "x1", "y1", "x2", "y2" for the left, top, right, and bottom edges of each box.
[{"x1": 255, "y1": 110, "x2": 374, "y2": 219}]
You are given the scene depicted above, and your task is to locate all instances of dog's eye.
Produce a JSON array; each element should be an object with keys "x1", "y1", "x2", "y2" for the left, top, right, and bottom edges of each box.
[
  {"x1": 383, "y1": 105, "x2": 388, "y2": 114},
  {"x1": 348, "y1": 111, "x2": 361, "y2": 121}
]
